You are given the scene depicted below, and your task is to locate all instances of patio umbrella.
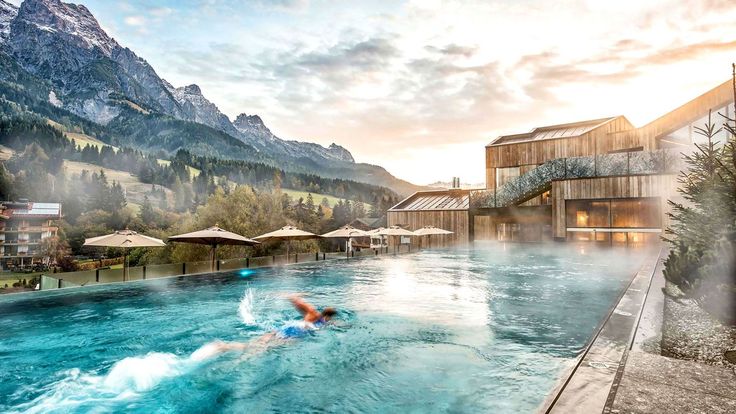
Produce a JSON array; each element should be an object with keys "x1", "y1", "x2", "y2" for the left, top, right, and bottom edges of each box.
[
  {"x1": 366, "y1": 227, "x2": 388, "y2": 253},
  {"x1": 253, "y1": 225, "x2": 320, "y2": 262},
  {"x1": 378, "y1": 226, "x2": 416, "y2": 253},
  {"x1": 321, "y1": 225, "x2": 369, "y2": 257},
  {"x1": 168, "y1": 225, "x2": 260, "y2": 272},
  {"x1": 84, "y1": 229, "x2": 166, "y2": 281},
  {"x1": 413, "y1": 225, "x2": 453, "y2": 248}
]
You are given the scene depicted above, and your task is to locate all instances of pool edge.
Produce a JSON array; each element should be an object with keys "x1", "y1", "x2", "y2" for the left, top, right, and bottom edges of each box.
[{"x1": 538, "y1": 246, "x2": 663, "y2": 414}]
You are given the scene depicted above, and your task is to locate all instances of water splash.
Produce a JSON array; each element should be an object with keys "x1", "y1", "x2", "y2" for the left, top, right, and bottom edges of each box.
[
  {"x1": 238, "y1": 287, "x2": 256, "y2": 325},
  {"x1": 8, "y1": 345, "x2": 221, "y2": 414}
]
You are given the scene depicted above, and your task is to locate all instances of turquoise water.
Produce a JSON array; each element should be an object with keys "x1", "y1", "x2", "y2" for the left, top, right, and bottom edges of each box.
[{"x1": 0, "y1": 244, "x2": 645, "y2": 413}]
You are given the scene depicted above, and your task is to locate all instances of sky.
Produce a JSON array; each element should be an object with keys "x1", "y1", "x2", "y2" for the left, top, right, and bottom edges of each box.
[{"x1": 11, "y1": 0, "x2": 736, "y2": 185}]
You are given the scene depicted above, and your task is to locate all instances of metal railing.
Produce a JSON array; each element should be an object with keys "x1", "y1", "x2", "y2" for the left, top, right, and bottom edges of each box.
[{"x1": 470, "y1": 149, "x2": 683, "y2": 209}]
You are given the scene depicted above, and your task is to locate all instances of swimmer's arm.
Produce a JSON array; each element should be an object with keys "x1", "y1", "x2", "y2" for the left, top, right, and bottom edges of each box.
[{"x1": 288, "y1": 295, "x2": 318, "y2": 316}]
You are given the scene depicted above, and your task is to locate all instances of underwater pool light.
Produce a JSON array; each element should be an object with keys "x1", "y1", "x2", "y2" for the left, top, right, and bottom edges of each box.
[{"x1": 238, "y1": 269, "x2": 256, "y2": 278}]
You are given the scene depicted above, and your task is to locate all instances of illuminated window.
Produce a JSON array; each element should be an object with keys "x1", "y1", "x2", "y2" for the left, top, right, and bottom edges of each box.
[{"x1": 576, "y1": 211, "x2": 589, "y2": 226}]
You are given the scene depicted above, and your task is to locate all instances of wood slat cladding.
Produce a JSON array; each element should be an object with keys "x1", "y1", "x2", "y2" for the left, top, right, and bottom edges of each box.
[
  {"x1": 387, "y1": 210, "x2": 469, "y2": 246},
  {"x1": 485, "y1": 116, "x2": 635, "y2": 187},
  {"x1": 474, "y1": 216, "x2": 495, "y2": 240},
  {"x1": 487, "y1": 117, "x2": 635, "y2": 168},
  {"x1": 551, "y1": 174, "x2": 680, "y2": 238}
]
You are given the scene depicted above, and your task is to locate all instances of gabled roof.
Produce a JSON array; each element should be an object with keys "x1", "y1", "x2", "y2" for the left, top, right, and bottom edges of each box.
[
  {"x1": 350, "y1": 217, "x2": 385, "y2": 228},
  {"x1": 487, "y1": 116, "x2": 619, "y2": 146},
  {"x1": 389, "y1": 189, "x2": 473, "y2": 212}
]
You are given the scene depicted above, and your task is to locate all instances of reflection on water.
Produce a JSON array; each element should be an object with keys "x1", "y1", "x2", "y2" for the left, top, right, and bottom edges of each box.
[{"x1": 0, "y1": 243, "x2": 645, "y2": 414}]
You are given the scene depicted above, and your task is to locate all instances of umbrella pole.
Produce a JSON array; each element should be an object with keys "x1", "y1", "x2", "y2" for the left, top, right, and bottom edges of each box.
[
  {"x1": 211, "y1": 244, "x2": 217, "y2": 273},
  {"x1": 124, "y1": 249, "x2": 129, "y2": 282},
  {"x1": 286, "y1": 240, "x2": 290, "y2": 264}
]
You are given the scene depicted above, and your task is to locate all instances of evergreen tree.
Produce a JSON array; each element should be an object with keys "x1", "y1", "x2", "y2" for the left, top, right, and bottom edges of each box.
[
  {"x1": 352, "y1": 201, "x2": 366, "y2": 219},
  {"x1": 0, "y1": 164, "x2": 14, "y2": 200},
  {"x1": 305, "y1": 193, "x2": 316, "y2": 212},
  {"x1": 664, "y1": 107, "x2": 736, "y2": 324},
  {"x1": 139, "y1": 195, "x2": 156, "y2": 226}
]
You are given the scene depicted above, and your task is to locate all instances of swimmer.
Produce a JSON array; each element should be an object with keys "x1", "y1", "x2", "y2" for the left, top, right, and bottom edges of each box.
[{"x1": 202, "y1": 294, "x2": 338, "y2": 358}]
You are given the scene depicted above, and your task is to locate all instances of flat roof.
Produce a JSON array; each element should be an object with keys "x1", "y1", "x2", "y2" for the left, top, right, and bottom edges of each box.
[
  {"x1": 389, "y1": 189, "x2": 473, "y2": 211},
  {"x1": 3, "y1": 202, "x2": 62, "y2": 218},
  {"x1": 487, "y1": 117, "x2": 618, "y2": 146}
]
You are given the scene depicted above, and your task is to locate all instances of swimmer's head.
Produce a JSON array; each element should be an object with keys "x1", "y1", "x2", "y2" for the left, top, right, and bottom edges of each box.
[{"x1": 320, "y1": 307, "x2": 338, "y2": 321}]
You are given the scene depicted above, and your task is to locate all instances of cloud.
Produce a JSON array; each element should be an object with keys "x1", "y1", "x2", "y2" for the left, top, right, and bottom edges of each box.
[
  {"x1": 126, "y1": 0, "x2": 736, "y2": 183},
  {"x1": 123, "y1": 15, "x2": 146, "y2": 26},
  {"x1": 632, "y1": 39, "x2": 736, "y2": 67},
  {"x1": 149, "y1": 7, "x2": 173, "y2": 17}
]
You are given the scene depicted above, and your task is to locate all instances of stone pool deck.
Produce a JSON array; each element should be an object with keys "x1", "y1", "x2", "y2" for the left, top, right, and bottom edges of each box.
[
  {"x1": 542, "y1": 248, "x2": 736, "y2": 414},
  {"x1": 608, "y1": 350, "x2": 736, "y2": 413}
]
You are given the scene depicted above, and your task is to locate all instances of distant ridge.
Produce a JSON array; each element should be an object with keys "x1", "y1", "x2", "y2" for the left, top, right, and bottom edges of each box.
[{"x1": 0, "y1": 0, "x2": 424, "y2": 196}]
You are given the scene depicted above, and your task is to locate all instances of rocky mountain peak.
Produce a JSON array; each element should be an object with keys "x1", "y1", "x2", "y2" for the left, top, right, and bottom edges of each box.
[
  {"x1": 234, "y1": 113, "x2": 268, "y2": 130},
  {"x1": 0, "y1": 0, "x2": 18, "y2": 44},
  {"x1": 328, "y1": 143, "x2": 355, "y2": 163},
  {"x1": 16, "y1": 0, "x2": 118, "y2": 55},
  {"x1": 181, "y1": 84, "x2": 202, "y2": 95}
]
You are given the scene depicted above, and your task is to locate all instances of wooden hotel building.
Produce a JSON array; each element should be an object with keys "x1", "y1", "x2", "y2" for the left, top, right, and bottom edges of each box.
[{"x1": 388, "y1": 80, "x2": 734, "y2": 246}]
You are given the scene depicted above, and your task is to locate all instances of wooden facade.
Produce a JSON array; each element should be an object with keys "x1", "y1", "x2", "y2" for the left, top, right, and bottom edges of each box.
[
  {"x1": 387, "y1": 210, "x2": 470, "y2": 246},
  {"x1": 485, "y1": 116, "x2": 636, "y2": 188},
  {"x1": 473, "y1": 206, "x2": 551, "y2": 241},
  {"x1": 389, "y1": 79, "x2": 731, "y2": 246},
  {"x1": 550, "y1": 175, "x2": 680, "y2": 239}
]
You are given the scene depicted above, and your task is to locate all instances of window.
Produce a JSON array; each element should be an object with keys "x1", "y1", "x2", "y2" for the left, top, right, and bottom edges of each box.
[
  {"x1": 611, "y1": 198, "x2": 660, "y2": 228},
  {"x1": 565, "y1": 200, "x2": 611, "y2": 228},
  {"x1": 662, "y1": 103, "x2": 734, "y2": 147},
  {"x1": 566, "y1": 198, "x2": 660, "y2": 229}
]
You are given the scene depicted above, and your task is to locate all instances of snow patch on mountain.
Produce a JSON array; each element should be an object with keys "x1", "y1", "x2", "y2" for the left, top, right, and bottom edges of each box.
[{"x1": 48, "y1": 90, "x2": 62, "y2": 106}]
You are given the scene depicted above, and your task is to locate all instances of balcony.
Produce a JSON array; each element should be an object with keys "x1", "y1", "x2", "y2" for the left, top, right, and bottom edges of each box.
[{"x1": 1, "y1": 226, "x2": 55, "y2": 233}]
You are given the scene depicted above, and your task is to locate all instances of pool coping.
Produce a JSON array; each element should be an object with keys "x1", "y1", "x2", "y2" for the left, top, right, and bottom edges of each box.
[{"x1": 538, "y1": 246, "x2": 663, "y2": 414}]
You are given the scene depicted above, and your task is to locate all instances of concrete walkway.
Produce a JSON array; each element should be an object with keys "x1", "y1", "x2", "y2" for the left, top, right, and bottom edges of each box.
[{"x1": 609, "y1": 351, "x2": 736, "y2": 414}]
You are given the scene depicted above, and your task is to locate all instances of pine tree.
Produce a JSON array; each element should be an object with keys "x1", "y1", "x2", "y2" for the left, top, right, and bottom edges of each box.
[
  {"x1": 139, "y1": 195, "x2": 156, "y2": 226},
  {"x1": 353, "y1": 201, "x2": 366, "y2": 219},
  {"x1": 663, "y1": 103, "x2": 736, "y2": 323}
]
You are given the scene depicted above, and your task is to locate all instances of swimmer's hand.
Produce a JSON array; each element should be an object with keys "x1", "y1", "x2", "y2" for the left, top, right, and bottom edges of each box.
[{"x1": 327, "y1": 320, "x2": 349, "y2": 328}]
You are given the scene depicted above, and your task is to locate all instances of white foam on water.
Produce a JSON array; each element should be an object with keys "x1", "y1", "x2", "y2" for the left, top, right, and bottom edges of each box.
[
  {"x1": 8, "y1": 345, "x2": 219, "y2": 414},
  {"x1": 238, "y1": 287, "x2": 256, "y2": 325},
  {"x1": 10, "y1": 290, "x2": 261, "y2": 412}
]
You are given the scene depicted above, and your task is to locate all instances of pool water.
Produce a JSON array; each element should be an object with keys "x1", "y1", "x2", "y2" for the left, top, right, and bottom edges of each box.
[{"x1": 0, "y1": 244, "x2": 645, "y2": 413}]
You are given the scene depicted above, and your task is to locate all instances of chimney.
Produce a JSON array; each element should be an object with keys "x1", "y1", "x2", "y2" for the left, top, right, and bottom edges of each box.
[{"x1": 451, "y1": 177, "x2": 460, "y2": 189}]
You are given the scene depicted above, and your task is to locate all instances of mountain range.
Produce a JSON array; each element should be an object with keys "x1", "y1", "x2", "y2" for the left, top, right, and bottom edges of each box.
[{"x1": 0, "y1": 0, "x2": 422, "y2": 196}]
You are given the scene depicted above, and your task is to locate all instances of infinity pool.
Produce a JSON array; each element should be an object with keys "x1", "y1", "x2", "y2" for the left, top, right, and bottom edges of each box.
[{"x1": 0, "y1": 244, "x2": 645, "y2": 413}]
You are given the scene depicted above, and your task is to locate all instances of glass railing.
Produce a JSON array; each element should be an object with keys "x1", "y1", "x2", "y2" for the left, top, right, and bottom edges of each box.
[
  {"x1": 36, "y1": 247, "x2": 415, "y2": 291},
  {"x1": 471, "y1": 149, "x2": 684, "y2": 209}
]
